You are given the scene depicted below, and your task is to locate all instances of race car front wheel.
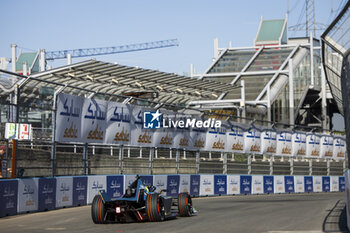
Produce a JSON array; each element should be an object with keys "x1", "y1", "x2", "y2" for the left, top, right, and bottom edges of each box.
[
  {"x1": 178, "y1": 192, "x2": 192, "y2": 217},
  {"x1": 145, "y1": 193, "x2": 165, "y2": 222},
  {"x1": 91, "y1": 194, "x2": 107, "y2": 224}
]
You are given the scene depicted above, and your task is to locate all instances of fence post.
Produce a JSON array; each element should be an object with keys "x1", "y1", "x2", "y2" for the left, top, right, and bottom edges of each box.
[
  {"x1": 110, "y1": 146, "x2": 113, "y2": 156},
  {"x1": 327, "y1": 159, "x2": 330, "y2": 176},
  {"x1": 127, "y1": 147, "x2": 130, "y2": 158},
  {"x1": 155, "y1": 147, "x2": 158, "y2": 159},
  {"x1": 183, "y1": 149, "x2": 186, "y2": 159},
  {"x1": 169, "y1": 148, "x2": 172, "y2": 159},
  {"x1": 139, "y1": 147, "x2": 142, "y2": 158},
  {"x1": 270, "y1": 156, "x2": 273, "y2": 175},
  {"x1": 176, "y1": 149, "x2": 180, "y2": 174},
  {"x1": 223, "y1": 153, "x2": 227, "y2": 175},
  {"x1": 309, "y1": 159, "x2": 312, "y2": 175},
  {"x1": 290, "y1": 157, "x2": 294, "y2": 175},
  {"x1": 248, "y1": 154, "x2": 251, "y2": 175},
  {"x1": 148, "y1": 148, "x2": 154, "y2": 175},
  {"x1": 82, "y1": 143, "x2": 88, "y2": 175},
  {"x1": 119, "y1": 145, "x2": 124, "y2": 174},
  {"x1": 343, "y1": 160, "x2": 346, "y2": 174},
  {"x1": 195, "y1": 151, "x2": 200, "y2": 174}
]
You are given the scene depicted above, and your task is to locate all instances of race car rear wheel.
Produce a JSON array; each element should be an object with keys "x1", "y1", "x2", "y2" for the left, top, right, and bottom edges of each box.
[
  {"x1": 91, "y1": 194, "x2": 107, "y2": 224},
  {"x1": 178, "y1": 192, "x2": 192, "y2": 217},
  {"x1": 145, "y1": 193, "x2": 165, "y2": 222}
]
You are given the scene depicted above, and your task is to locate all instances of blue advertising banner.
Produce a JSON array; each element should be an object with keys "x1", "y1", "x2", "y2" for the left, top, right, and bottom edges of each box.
[
  {"x1": 73, "y1": 177, "x2": 87, "y2": 206},
  {"x1": 240, "y1": 175, "x2": 252, "y2": 194},
  {"x1": 190, "y1": 175, "x2": 200, "y2": 196},
  {"x1": 284, "y1": 176, "x2": 295, "y2": 193},
  {"x1": 38, "y1": 178, "x2": 56, "y2": 211},
  {"x1": 0, "y1": 180, "x2": 18, "y2": 217},
  {"x1": 140, "y1": 175, "x2": 153, "y2": 187},
  {"x1": 167, "y1": 175, "x2": 180, "y2": 197},
  {"x1": 263, "y1": 176, "x2": 274, "y2": 194},
  {"x1": 107, "y1": 176, "x2": 124, "y2": 201},
  {"x1": 214, "y1": 175, "x2": 227, "y2": 195},
  {"x1": 304, "y1": 176, "x2": 313, "y2": 192},
  {"x1": 322, "y1": 176, "x2": 330, "y2": 192},
  {"x1": 339, "y1": 176, "x2": 345, "y2": 191}
]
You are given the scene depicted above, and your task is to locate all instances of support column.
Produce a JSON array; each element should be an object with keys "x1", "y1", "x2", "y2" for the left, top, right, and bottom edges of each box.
[
  {"x1": 119, "y1": 145, "x2": 124, "y2": 174},
  {"x1": 327, "y1": 159, "x2": 330, "y2": 176},
  {"x1": 67, "y1": 53, "x2": 72, "y2": 65},
  {"x1": 183, "y1": 149, "x2": 186, "y2": 159},
  {"x1": 270, "y1": 156, "x2": 273, "y2": 175},
  {"x1": 127, "y1": 147, "x2": 130, "y2": 158},
  {"x1": 309, "y1": 159, "x2": 312, "y2": 175},
  {"x1": 176, "y1": 149, "x2": 180, "y2": 174},
  {"x1": 290, "y1": 157, "x2": 294, "y2": 175},
  {"x1": 310, "y1": 32, "x2": 314, "y2": 86},
  {"x1": 321, "y1": 65, "x2": 328, "y2": 130},
  {"x1": 343, "y1": 160, "x2": 346, "y2": 174},
  {"x1": 231, "y1": 153, "x2": 235, "y2": 161},
  {"x1": 195, "y1": 151, "x2": 200, "y2": 174},
  {"x1": 148, "y1": 148, "x2": 154, "y2": 175},
  {"x1": 248, "y1": 154, "x2": 252, "y2": 175},
  {"x1": 241, "y1": 80, "x2": 246, "y2": 124},
  {"x1": 223, "y1": 153, "x2": 227, "y2": 175},
  {"x1": 11, "y1": 44, "x2": 17, "y2": 72},
  {"x1": 110, "y1": 146, "x2": 113, "y2": 156},
  {"x1": 289, "y1": 59, "x2": 295, "y2": 127},
  {"x1": 169, "y1": 149, "x2": 172, "y2": 159},
  {"x1": 209, "y1": 151, "x2": 212, "y2": 160},
  {"x1": 82, "y1": 143, "x2": 88, "y2": 175},
  {"x1": 139, "y1": 147, "x2": 142, "y2": 158},
  {"x1": 39, "y1": 49, "x2": 46, "y2": 71},
  {"x1": 155, "y1": 147, "x2": 158, "y2": 159}
]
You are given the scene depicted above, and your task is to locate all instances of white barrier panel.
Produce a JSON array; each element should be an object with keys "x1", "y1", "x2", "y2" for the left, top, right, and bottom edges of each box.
[
  {"x1": 333, "y1": 137, "x2": 346, "y2": 160},
  {"x1": 252, "y1": 175, "x2": 264, "y2": 194},
  {"x1": 331, "y1": 176, "x2": 339, "y2": 192},
  {"x1": 200, "y1": 175, "x2": 214, "y2": 196},
  {"x1": 261, "y1": 129, "x2": 277, "y2": 155},
  {"x1": 244, "y1": 127, "x2": 261, "y2": 154},
  {"x1": 153, "y1": 175, "x2": 168, "y2": 194},
  {"x1": 313, "y1": 176, "x2": 322, "y2": 192},
  {"x1": 306, "y1": 134, "x2": 321, "y2": 158},
  {"x1": 56, "y1": 177, "x2": 73, "y2": 208},
  {"x1": 320, "y1": 135, "x2": 333, "y2": 158},
  {"x1": 274, "y1": 176, "x2": 285, "y2": 193},
  {"x1": 179, "y1": 175, "x2": 191, "y2": 193},
  {"x1": 17, "y1": 178, "x2": 39, "y2": 213},
  {"x1": 226, "y1": 125, "x2": 245, "y2": 153},
  {"x1": 292, "y1": 132, "x2": 306, "y2": 157},
  {"x1": 294, "y1": 176, "x2": 305, "y2": 193},
  {"x1": 205, "y1": 127, "x2": 226, "y2": 152},
  {"x1": 87, "y1": 176, "x2": 107, "y2": 204},
  {"x1": 345, "y1": 170, "x2": 350, "y2": 230},
  {"x1": 276, "y1": 131, "x2": 292, "y2": 156},
  {"x1": 227, "y1": 175, "x2": 240, "y2": 195}
]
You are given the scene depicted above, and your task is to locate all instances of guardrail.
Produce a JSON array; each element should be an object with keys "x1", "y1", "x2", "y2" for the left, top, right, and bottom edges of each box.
[{"x1": 0, "y1": 174, "x2": 345, "y2": 218}]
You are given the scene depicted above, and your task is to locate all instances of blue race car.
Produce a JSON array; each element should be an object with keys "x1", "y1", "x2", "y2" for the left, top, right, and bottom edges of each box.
[{"x1": 91, "y1": 175, "x2": 195, "y2": 223}]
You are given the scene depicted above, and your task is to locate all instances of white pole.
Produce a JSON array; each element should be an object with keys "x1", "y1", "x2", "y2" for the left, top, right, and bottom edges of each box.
[
  {"x1": 40, "y1": 49, "x2": 46, "y2": 71},
  {"x1": 289, "y1": 59, "x2": 294, "y2": 127},
  {"x1": 310, "y1": 32, "x2": 314, "y2": 86},
  {"x1": 321, "y1": 65, "x2": 327, "y2": 130},
  {"x1": 241, "y1": 80, "x2": 246, "y2": 124},
  {"x1": 67, "y1": 53, "x2": 72, "y2": 65},
  {"x1": 213, "y1": 38, "x2": 219, "y2": 61},
  {"x1": 23, "y1": 62, "x2": 27, "y2": 76},
  {"x1": 11, "y1": 44, "x2": 17, "y2": 72}
]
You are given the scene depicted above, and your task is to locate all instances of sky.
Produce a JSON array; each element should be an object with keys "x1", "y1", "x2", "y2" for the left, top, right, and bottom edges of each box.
[{"x1": 0, "y1": 0, "x2": 347, "y2": 76}]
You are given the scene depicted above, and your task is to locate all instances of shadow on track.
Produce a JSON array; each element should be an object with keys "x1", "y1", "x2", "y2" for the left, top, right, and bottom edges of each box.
[{"x1": 323, "y1": 199, "x2": 349, "y2": 232}]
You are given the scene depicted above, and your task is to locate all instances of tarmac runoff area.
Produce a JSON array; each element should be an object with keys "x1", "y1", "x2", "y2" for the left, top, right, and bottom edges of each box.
[{"x1": 0, "y1": 192, "x2": 348, "y2": 233}]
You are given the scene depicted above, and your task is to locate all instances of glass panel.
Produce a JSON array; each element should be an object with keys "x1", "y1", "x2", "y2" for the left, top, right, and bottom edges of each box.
[
  {"x1": 247, "y1": 48, "x2": 292, "y2": 71},
  {"x1": 208, "y1": 50, "x2": 256, "y2": 73}
]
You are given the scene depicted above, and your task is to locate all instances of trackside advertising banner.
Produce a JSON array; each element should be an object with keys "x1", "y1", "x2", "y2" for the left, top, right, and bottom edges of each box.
[
  {"x1": 167, "y1": 175, "x2": 180, "y2": 197},
  {"x1": 333, "y1": 137, "x2": 346, "y2": 160},
  {"x1": 18, "y1": 178, "x2": 39, "y2": 213},
  {"x1": 339, "y1": 177, "x2": 345, "y2": 191},
  {"x1": 227, "y1": 175, "x2": 240, "y2": 195},
  {"x1": 0, "y1": 179, "x2": 18, "y2": 217},
  {"x1": 306, "y1": 134, "x2": 321, "y2": 158},
  {"x1": 274, "y1": 176, "x2": 285, "y2": 193},
  {"x1": 320, "y1": 135, "x2": 333, "y2": 158},
  {"x1": 107, "y1": 175, "x2": 124, "y2": 201},
  {"x1": 73, "y1": 176, "x2": 87, "y2": 206},
  {"x1": 322, "y1": 176, "x2": 331, "y2": 192},
  {"x1": 226, "y1": 125, "x2": 245, "y2": 153},
  {"x1": 292, "y1": 132, "x2": 306, "y2": 157},
  {"x1": 261, "y1": 129, "x2": 277, "y2": 155},
  {"x1": 87, "y1": 176, "x2": 106, "y2": 204},
  {"x1": 200, "y1": 175, "x2": 214, "y2": 196},
  {"x1": 295, "y1": 176, "x2": 305, "y2": 193},
  {"x1": 284, "y1": 176, "x2": 294, "y2": 193},
  {"x1": 214, "y1": 175, "x2": 227, "y2": 195},
  {"x1": 153, "y1": 175, "x2": 168, "y2": 194},
  {"x1": 240, "y1": 175, "x2": 252, "y2": 194},
  {"x1": 56, "y1": 177, "x2": 73, "y2": 208},
  {"x1": 190, "y1": 175, "x2": 200, "y2": 196},
  {"x1": 38, "y1": 178, "x2": 56, "y2": 211},
  {"x1": 331, "y1": 176, "x2": 339, "y2": 192},
  {"x1": 252, "y1": 175, "x2": 263, "y2": 194},
  {"x1": 244, "y1": 128, "x2": 261, "y2": 154},
  {"x1": 263, "y1": 176, "x2": 274, "y2": 194},
  {"x1": 205, "y1": 126, "x2": 226, "y2": 152},
  {"x1": 313, "y1": 176, "x2": 322, "y2": 192},
  {"x1": 304, "y1": 176, "x2": 313, "y2": 192},
  {"x1": 179, "y1": 175, "x2": 190, "y2": 193},
  {"x1": 276, "y1": 131, "x2": 292, "y2": 157}
]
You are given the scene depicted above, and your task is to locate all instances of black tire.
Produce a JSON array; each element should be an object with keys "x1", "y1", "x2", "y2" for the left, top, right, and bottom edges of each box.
[
  {"x1": 91, "y1": 194, "x2": 107, "y2": 224},
  {"x1": 178, "y1": 192, "x2": 192, "y2": 217},
  {"x1": 145, "y1": 193, "x2": 165, "y2": 222}
]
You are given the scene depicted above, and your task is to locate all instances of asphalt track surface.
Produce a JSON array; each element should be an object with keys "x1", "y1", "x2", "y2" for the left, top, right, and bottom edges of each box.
[{"x1": 1, "y1": 192, "x2": 348, "y2": 233}]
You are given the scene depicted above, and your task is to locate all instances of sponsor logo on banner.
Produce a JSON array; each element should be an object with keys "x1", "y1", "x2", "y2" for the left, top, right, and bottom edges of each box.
[
  {"x1": 179, "y1": 175, "x2": 190, "y2": 193},
  {"x1": 167, "y1": 175, "x2": 180, "y2": 197},
  {"x1": 292, "y1": 133, "x2": 306, "y2": 157},
  {"x1": 306, "y1": 134, "x2": 321, "y2": 158},
  {"x1": 263, "y1": 176, "x2": 274, "y2": 194},
  {"x1": 333, "y1": 137, "x2": 346, "y2": 159},
  {"x1": 82, "y1": 98, "x2": 107, "y2": 143},
  {"x1": 261, "y1": 130, "x2": 277, "y2": 155},
  {"x1": 56, "y1": 177, "x2": 73, "y2": 208},
  {"x1": 143, "y1": 110, "x2": 162, "y2": 129},
  {"x1": 240, "y1": 175, "x2": 252, "y2": 194},
  {"x1": 331, "y1": 176, "x2": 339, "y2": 192},
  {"x1": 274, "y1": 176, "x2": 285, "y2": 193},
  {"x1": 153, "y1": 175, "x2": 168, "y2": 194},
  {"x1": 227, "y1": 175, "x2": 240, "y2": 194},
  {"x1": 284, "y1": 176, "x2": 294, "y2": 193},
  {"x1": 107, "y1": 176, "x2": 124, "y2": 201},
  {"x1": 87, "y1": 176, "x2": 106, "y2": 204},
  {"x1": 190, "y1": 175, "x2": 200, "y2": 196},
  {"x1": 226, "y1": 125, "x2": 245, "y2": 153},
  {"x1": 38, "y1": 178, "x2": 56, "y2": 211},
  {"x1": 0, "y1": 180, "x2": 18, "y2": 217},
  {"x1": 205, "y1": 126, "x2": 226, "y2": 152},
  {"x1": 304, "y1": 176, "x2": 313, "y2": 192},
  {"x1": 244, "y1": 128, "x2": 261, "y2": 154},
  {"x1": 340, "y1": 177, "x2": 345, "y2": 191},
  {"x1": 18, "y1": 179, "x2": 39, "y2": 213},
  {"x1": 200, "y1": 175, "x2": 214, "y2": 196},
  {"x1": 295, "y1": 176, "x2": 305, "y2": 193},
  {"x1": 73, "y1": 177, "x2": 87, "y2": 206},
  {"x1": 252, "y1": 176, "x2": 263, "y2": 194},
  {"x1": 276, "y1": 132, "x2": 292, "y2": 156},
  {"x1": 322, "y1": 176, "x2": 330, "y2": 192},
  {"x1": 214, "y1": 175, "x2": 227, "y2": 195},
  {"x1": 320, "y1": 135, "x2": 333, "y2": 158},
  {"x1": 313, "y1": 176, "x2": 322, "y2": 192},
  {"x1": 140, "y1": 176, "x2": 153, "y2": 187}
]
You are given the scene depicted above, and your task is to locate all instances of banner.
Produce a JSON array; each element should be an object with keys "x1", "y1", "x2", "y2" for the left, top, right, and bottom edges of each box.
[
  {"x1": 340, "y1": 176, "x2": 345, "y2": 191},
  {"x1": 38, "y1": 178, "x2": 56, "y2": 211},
  {"x1": 295, "y1": 176, "x2": 305, "y2": 193},
  {"x1": 130, "y1": 107, "x2": 154, "y2": 147},
  {"x1": 226, "y1": 125, "x2": 245, "y2": 153},
  {"x1": 227, "y1": 175, "x2": 240, "y2": 195},
  {"x1": 87, "y1": 176, "x2": 106, "y2": 204},
  {"x1": 276, "y1": 131, "x2": 292, "y2": 156},
  {"x1": 73, "y1": 176, "x2": 87, "y2": 206},
  {"x1": 56, "y1": 93, "x2": 84, "y2": 143},
  {"x1": 313, "y1": 176, "x2": 322, "y2": 192},
  {"x1": 284, "y1": 176, "x2": 294, "y2": 193},
  {"x1": 190, "y1": 128, "x2": 207, "y2": 151},
  {"x1": 333, "y1": 137, "x2": 346, "y2": 160},
  {"x1": 263, "y1": 176, "x2": 274, "y2": 194},
  {"x1": 56, "y1": 177, "x2": 73, "y2": 208},
  {"x1": 105, "y1": 103, "x2": 132, "y2": 145},
  {"x1": 200, "y1": 175, "x2": 214, "y2": 196},
  {"x1": 322, "y1": 176, "x2": 330, "y2": 192},
  {"x1": 107, "y1": 175, "x2": 124, "y2": 201},
  {"x1": 174, "y1": 128, "x2": 191, "y2": 150},
  {"x1": 292, "y1": 132, "x2": 306, "y2": 157},
  {"x1": 0, "y1": 180, "x2": 18, "y2": 217},
  {"x1": 261, "y1": 129, "x2": 277, "y2": 155},
  {"x1": 306, "y1": 134, "x2": 321, "y2": 158},
  {"x1": 331, "y1": 176, "x2": 339, "y2": 192},
  {"x1": 320, "y1": 135, "x2": 334, "y2": 158},
  {"x1": 167, "y1": 175, "x2": 180, "y2": 197},
  {"x1": 304, "y1": 176, "x2": 313, "y2": 192},
  {"x1": 18, "y1": 178, "x2": 38, "y2": 213},
  {"x1": 214, "y1": 175, "x2": 227, "y2": 195},
  {"x1": 252, "y1": 175, "x2": 263, "y2": 194},
  {"x1": 190, "y1": 175, "x2": 200, "y2": 196},
  {"x1": 205, "y1": 126, "x2": 226, "y2": 152},
  {"x1": 274, "y1": 176, "x2": 285, "y2": 193},
  {"x1": 240, "y1": 175, "x2": 252, "y2": 194},
  {"x1": 244, "y1": 128, "x2": 261, "y2": 154},
  {"x1": 179, "y1": 175, "x2": 191, "y2": 193},
  {"x1": 153, "y1": 175, "x2": 168, "y2": 194},
  {"x1": 346, "y1": 171, "x2": 350, "y2": 229},
  {"x1": 140, "y1": 175, "x2": 153, "y2": 187}
]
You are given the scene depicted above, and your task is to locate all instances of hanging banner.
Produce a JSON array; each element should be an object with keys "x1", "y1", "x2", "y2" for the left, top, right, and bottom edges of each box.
[
  {"x1": 226, "y1": 125, "x2": 245, "y2": 153},
  {"x1": 320, "y1": 135, "x2": 334, "y2": 158},
  {"x1": 5, "y1": 123, "x2": 18, "y2": 140},
  {"x1": 56, "y1": 177, "x2": 73, "y2": 208},
  {"x1": 18, "y1": 178, "x2": 39, "y2": 213},
  {"x1": 55, "y1": 93, "x2": 84, "y2": 143},
  {"x1": 167, "y1": 175, "x2": 180, "y2": 197},
  {"x1": 106, "y1": 175, "x2": 124, "y2": 201},
  {"x1": 261, "y1": 129, "x2": 277, "y2": 155},
  {"x1": 304, "y1": 176, "x2": 313, "y2": 192},
  {"x1": 313, "y1": 176, "x2": 322, "y2": 192},
  {"x1": 130, "y1": 107, "x2": 155, "y2": 147},
  {"x1": 284, "y1": 176, "x2": 295, "y2": 193},
  {"x1": 179, "y1": 175, "x2": 191, "y2": 193},
  {"x1": 190, "y1": 128, "x2": 207, "y2": 151},
  {"x1": 105, "y1": 103, "x2": 132, "y2": 145},
  {"x1": 276, "y1": 131, "x2": 292, "y2": 157},
  {"x1": 243, "y1": 127, "x2": 261, "y2": 154},
  {"x1": 274, "y1": 176, "x2": 285, "y2": 193},
  {"x1": 306, "y1": 134, "x2": 321, "y2": 158},
  {"x1": 38, "y1": 178, "x2": 56, "y2": 211},
  {"x1": 205, "y1": 126, "x2": 226, "y2": 152},
  {"x1": 227, "y1": 175, "x2": 240, "y2": 195},
  {"x1": 263, "y1": 176, "x2": 274, "y2": 194},
  {"x1": 252, "y1": 175, "x2": 263, "y2": 194},
  {"x1": 174, "y1": 128, "x2": 191, "y2": 150},
  {"x1": 333, "y1": 137, "x2": 346, "y2": 160},
  {"x1": 87, "y1": 176, "x2": 106, "y2": 204},
  {"x1": 190, "y1": 175, "x2": 200, "y2": 196},
  {"x1": 331, "y1": 176, "x2": 339, "y2": 192},
  {"x1": 200, "y1": 175, "x2": 214, "y2": 196},
  {"x1": 322, "y1": 176, "x2": 330, "y2": 192},
  {"x1": 0, "y1": 180, "x2": 18, "y2": 217},
  {"x1": 214, "y1": 175, "x2": 227, "y2": 195},
  {"x1": 81, "y1": 98, "x2": 108, "y2": 144},
  {"x1": 294, "y1": 176, "x2": 305, "y2": 193},
  {"x1": 73, "y1": 176, "x2": 87, "y2": 206},
  {"x1": 292, "y1": 132, "x2": 306, "y2": 157},
  {"x1": 153, "y1": 175, "x2": 168, "y2": 194}
]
